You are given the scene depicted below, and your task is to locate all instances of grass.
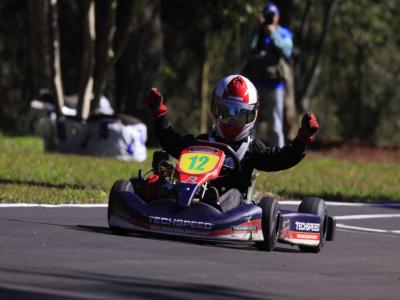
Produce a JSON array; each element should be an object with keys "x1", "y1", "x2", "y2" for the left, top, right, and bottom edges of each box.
[
  {"x1": 0, "y1": 135, "x2": 399, "y2": 203},
  {"x1": 0, "y1": 135, "x2": 151, "y2": 204},
  {"x1": 256, "y1": 158, "x2": 400, "y2": 203}
]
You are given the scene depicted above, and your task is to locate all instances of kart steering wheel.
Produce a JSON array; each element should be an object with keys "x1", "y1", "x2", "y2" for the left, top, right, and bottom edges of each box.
[{"x1": 191, "y1": 140, "x2": 241, "y2": 175}]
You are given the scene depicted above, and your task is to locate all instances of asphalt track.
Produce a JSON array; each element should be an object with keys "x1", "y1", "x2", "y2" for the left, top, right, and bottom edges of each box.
[{"x1": 1, "y1": 202, "x2": 399, "y2": 300}]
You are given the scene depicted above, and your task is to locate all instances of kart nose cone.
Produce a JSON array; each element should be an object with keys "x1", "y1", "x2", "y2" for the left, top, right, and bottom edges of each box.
[{"x1": 177, "y1": 183, "x2": 198, "y2": 207}]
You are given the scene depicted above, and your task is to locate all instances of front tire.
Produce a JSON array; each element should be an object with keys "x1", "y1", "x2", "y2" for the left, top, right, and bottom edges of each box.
[
  {"x1": 298, "y1": 197, "x2": 327, "y2": 253},
  {"x1": 108, "y1": 180, "x2": 133, "y2": 234},
  {"x1": 255, "y1": 197, "x2": 280, "y2": 251}
]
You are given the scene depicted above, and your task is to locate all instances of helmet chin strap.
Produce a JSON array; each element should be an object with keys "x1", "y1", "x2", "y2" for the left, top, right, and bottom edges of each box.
[{"x1": 208, "y1": 130, "x2": 253, "y2": 161}]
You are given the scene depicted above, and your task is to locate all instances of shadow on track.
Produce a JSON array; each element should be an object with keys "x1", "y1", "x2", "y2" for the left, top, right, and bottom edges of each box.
[
  {"x1": 0, "y1": 267, "x2": 279, "y2": 300},
  {"x1": 7, "y1": 218, "x2": 301, "y2": 253},
  {"x1": 76, "y1": 224, "x2": 301, "y2": 253},
  {"x1": 0, "y1": 287, "x2": 75, "y2": 300}
]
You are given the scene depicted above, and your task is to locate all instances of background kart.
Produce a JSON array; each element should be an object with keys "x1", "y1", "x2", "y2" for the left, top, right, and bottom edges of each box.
[{"x1": 108, "y1": 140, "x2": 335, "y2": 252}]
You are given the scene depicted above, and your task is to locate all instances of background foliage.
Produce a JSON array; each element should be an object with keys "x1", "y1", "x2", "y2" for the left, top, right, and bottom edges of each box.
[{"x1": 0, "y1": 0, "x2": 399, "y2": 146}]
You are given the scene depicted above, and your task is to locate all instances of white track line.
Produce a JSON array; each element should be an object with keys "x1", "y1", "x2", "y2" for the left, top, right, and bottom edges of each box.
[
  {"x1": 279, "y1": 200, "x2": 400, "y2": 207},
  {"x1": 0, "y1": 203, "x2": 107, "y2": 208},
  {"x1": 0, "y1": 201, "x2": 400, "y2": 208},
  {"x1": 335, "y1": 214, "x2": 400, "y2": 220},
  {"x1": 335, "y1": 214, "x2": 400, "y2": 236},
  {"x1": 337, "y1": 223, "x2": 400, "y2": 235}
]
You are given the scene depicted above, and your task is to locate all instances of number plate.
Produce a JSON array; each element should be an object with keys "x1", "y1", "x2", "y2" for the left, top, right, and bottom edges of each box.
[{"x1": 178, "y1": 153, "x2": 220, "y2": 175}]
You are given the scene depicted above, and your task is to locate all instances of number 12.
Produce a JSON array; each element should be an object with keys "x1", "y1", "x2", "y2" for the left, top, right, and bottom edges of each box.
[{"x1": 188, "y1": 156, "x2": 209, "y2": 171}]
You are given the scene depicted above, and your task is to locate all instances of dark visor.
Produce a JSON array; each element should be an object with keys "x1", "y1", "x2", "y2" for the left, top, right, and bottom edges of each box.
[{"x1": 213, "y1": 97, "x2": 258, "y2": 126}]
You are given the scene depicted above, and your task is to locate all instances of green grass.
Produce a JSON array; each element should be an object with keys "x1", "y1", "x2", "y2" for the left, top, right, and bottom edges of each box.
[
  {"x1": 0, "y1": 135, "x2": 152, "y2": 203},
  {"x1": 0, "y1": 135, "x2": 399, "y2": 203},
  {"x1": 256, "y1": 157, "x2": 400, "y2": 203}
]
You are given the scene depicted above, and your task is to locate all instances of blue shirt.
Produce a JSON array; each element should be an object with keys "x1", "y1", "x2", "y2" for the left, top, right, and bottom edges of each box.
[{"x1": 250, "y1": 25, "x2": 293, "y2": 88}]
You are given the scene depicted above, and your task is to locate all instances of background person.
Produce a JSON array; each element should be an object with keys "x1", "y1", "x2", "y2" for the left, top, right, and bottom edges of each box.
[{"x1": 243, "y1": 1, "x2": 293, "y2": 147}]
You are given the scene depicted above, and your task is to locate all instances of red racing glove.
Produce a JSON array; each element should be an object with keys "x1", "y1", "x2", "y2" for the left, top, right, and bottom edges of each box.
[
  {"x1": 297, "y1": 112, "x2": 320, "y2": 144},
  {"x1": 145, "y1": 87, "x2": 168, "y2": 118}
]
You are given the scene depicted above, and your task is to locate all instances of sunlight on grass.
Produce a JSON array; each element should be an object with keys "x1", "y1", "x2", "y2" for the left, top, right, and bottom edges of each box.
[
  {"x1": 1, "y1": 135, "x2": 399, "y2": 203},
  {"x1": 257, "y1": 158, "x2": 400, "y2": 202}
]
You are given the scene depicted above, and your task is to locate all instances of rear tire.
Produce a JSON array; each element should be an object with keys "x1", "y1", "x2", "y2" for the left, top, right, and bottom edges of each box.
[
  {"x1": 108, "y1": 180, "x2": 133, "y2": 234},
  {"x1": 255, "y1": 197, "x2": 280, "y2": 251},
  {"x1": 298, "y1": 197, "x2": 327, "y2": 253}
]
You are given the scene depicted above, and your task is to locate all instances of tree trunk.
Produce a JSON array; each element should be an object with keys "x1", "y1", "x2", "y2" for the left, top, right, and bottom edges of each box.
[
  {"x1": 109, "y1": 0, "x2": 135, "y2": 69},
  {"x1": 116, "y1": 1, "x2": 161, "y2": 113},
  {"x1": 92, "y1": 0, "x2": 116, "y2": 112},
  {"x1": 298, "y1": 0, "x2": 313, "y2": 52},
  {"x1": 200, "y1": 54, "x2": 210, "y2": 133},
  {"x1": 49, "y1": 0, "x2": 64, "y2": 116},
  {"x1": 115, "y1": 0, "x2": 162, "y2": 145},
  {"x1": 297, "y1": 0, "x2": 338, "y2": 112},
  {"x1": 282, "y1": 60, "x2": 298, "y2": 140},
  {"x1": 91, "y1": 0, "x2": 135, "y2": 114},
  {"x1": 77, "y1": 0, "x2": 95, "y2": 120},
  {"x1": 28, "y1": 0, "x2": 51, "y2": 96},
  {"x1": 275, "y1": 0, "x2": 294, "y2": 28}
]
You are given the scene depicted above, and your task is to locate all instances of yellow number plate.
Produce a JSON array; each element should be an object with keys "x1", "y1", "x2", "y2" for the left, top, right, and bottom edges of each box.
[{"x1": 179, "y1": 153, "x2": 220, "y2": 175}]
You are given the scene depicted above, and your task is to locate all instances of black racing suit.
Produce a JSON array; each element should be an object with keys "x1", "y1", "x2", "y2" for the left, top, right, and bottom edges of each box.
[{"x1": 155, "y1": 116, "x2": 307, "y2": 210}]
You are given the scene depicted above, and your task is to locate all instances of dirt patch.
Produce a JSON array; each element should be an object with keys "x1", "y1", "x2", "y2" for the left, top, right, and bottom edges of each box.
[{"x1": 308, "y1": 141, "x2": 400, "y2": 164}]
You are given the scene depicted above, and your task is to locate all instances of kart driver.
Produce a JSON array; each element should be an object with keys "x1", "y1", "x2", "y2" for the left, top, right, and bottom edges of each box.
[{"x1": 145, "y1": 74, "x2": 319, "y2": 212}]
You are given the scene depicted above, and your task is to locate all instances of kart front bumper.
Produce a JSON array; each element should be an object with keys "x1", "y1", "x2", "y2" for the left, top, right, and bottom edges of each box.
[{"x1": 109, "y1": 190, "x2": 264, "y2": 241}]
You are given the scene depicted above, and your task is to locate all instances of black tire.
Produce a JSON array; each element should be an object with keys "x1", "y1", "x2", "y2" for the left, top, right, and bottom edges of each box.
[
  {"x1": 255, "y1": 197, "x2": 280, "y2": 251},
  {"x1": 298, "y1": 197, "x2": 327, "y2": 253},
  {"x1": 108, "y1": 180, "x2": 133, "y2": 234}
]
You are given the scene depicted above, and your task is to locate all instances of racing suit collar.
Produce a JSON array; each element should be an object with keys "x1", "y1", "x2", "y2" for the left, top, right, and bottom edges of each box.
[{"x1": 208, "y1": 131, "x2": 253, "y2": 161}]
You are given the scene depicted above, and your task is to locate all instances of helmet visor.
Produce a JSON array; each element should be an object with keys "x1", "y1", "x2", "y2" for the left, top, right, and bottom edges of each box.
[{"x1": 213, "y1": 97, "x2": 258, "y2": 126}]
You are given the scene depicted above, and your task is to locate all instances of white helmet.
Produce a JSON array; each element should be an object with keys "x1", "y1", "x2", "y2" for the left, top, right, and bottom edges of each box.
[{"x1": 211, "y1": 75, "x2": 258, "y2": 142}]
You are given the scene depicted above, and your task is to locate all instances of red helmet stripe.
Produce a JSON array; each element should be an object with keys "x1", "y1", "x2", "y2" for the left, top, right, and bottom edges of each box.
[{"x1": 226, "y1": 76, "x2": 249, "y2": 103}]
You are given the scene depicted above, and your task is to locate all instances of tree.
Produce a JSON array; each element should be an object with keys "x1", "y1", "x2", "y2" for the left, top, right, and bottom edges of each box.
[
  {"x1": 115, "y1": 0, "x2": 163, "y2": 144},
  {"x1": 76, "y1": 0, "x2": 136, "y2": 120},
  {"x1": 294, "y1": 0, "x2": 338, "y2": 112},
  {"x1": 49, "y1": 0, "x2": 65, "y2": 116},
  {"x1": 2, "y1": 0, "x2": 400, "y2": 147},
  {"x1": 0, "y1": 0, "x2": 31, "y2": 132},
  {"x1": 33, "y1": 0, "x2": 137, "y2": 121},
  {"x1": 92, "y1": 0, "x2": 135, "y2": 115},
  {"x1": 316, "y1": 0, "x2": 400, "y2": 145},
  {"x1": 28, "y1": 0, "x2": 51, "y2": 97},
  {"x1": 76, "y1": 0, "x2": 95, "y2": 120},
  {"x1": 160, "y1": 0, "x2": 262, "y2": 136}
]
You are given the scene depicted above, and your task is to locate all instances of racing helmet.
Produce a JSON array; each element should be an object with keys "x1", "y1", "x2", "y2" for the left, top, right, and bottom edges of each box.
[{"x1": 211, "y1": 75, "x2": 258, "y2": 142}]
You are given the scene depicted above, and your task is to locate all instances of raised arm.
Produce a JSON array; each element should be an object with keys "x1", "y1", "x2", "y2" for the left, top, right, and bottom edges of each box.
[
  {"x1": 251, "y1": 113, "x2": 319, "y2": 171},
  {"x1": 146, "y1": 88, "x2": 194, "y2": 158}
]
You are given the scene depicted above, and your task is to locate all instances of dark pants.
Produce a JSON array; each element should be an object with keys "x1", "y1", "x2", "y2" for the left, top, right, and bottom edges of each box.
[{"x1": 219, "y1": 188, "x2": 243, "y2": 212}]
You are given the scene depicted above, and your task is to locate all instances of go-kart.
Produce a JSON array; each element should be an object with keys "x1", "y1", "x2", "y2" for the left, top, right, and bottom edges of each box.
[{"x1": 108, "y1": 140, "x2": 335, "y2": 252}]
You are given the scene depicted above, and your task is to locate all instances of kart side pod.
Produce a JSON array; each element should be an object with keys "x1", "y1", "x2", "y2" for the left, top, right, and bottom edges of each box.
[{"x1": 277, "y1": 211, "x2": 335, "y2": 247}]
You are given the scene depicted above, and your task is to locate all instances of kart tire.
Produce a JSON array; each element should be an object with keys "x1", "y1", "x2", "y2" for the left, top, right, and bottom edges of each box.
[
  {"x1": 108, "y1": 180, "x2": 133, "y2": 235},
  {"x1": 298, "y1": 197, "x2": 327, "y2": 253},
  {"x1": 255, "y1": 197, "x2": 280, "y2": 252}
]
